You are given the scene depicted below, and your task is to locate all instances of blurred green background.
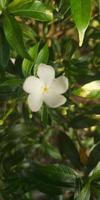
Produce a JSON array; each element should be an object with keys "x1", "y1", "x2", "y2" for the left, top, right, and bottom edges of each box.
[{"x1": 0, "y1": 0, "x2": 100, "y2": 199}]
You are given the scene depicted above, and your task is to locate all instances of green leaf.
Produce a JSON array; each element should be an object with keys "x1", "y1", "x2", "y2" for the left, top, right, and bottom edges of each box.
[
  {"x1": 33, "y1": 164, "x2": 77, "y2": 191},
  {"x1": 58, "y1": 132, "x2": 82, "y2": 169},
  {"x1": 76, "y1": 183, "x2": 90, "y2": 200},
  {"x1": 17, "y1": 164, "x2": 78, "y2": 195},
  {"x1": 8, "y1": 0, "x2": 32, "y2": 9},
  {"x1": 89, "y1": 163, "x2": 100, "y2": 200},
  {"x1": 22, "y1": 43, "x2": 39, "y2": 77},
  {"x1": 3, "y1": 15, "x2": 31, "y2": 59},
  {"x1": 89, "y1": 162, "x2": 100, "y2": 182},
  {"x1": 31, "y1": 178, "x2": 64, "y2": 195},
  {"x1": 35, "y1": 44, "x2": 49, "y2": 65},
  {"x1": 87, "y1": 142, "x2": 100, "y2": 174},
  {"x1": 58, "y1": 0, "x2": 70, "y2": 17},
  {"x1": 87, "y1": 90, "x2": 100, "y2": 99},
  {"x1": 8, "y1": 0, "x2": 53, "y2": 22},
  {"x1": 33, "y1": 44, "x2": 49, "y2": 75},
  {"x1": 73, "y1": 80, "x2": 100, "y2": 99},
  {"x1": 69, "y1": 115, "x2": 97, "y2": 129},
  {"x1": 20, "y1": 23, "x2": 37, "y2": 41},
  {"x1": 45, "y1": 143, "x2": 61, "y2": 160},
  {"x1": 70, "y1": 0, "x2": 91, "y2": 46},
  {"x1": 0, "y1": 77, "x2": 22, "y2": 87},
  {"x1": 0, "y1": 0, "x2": 7, "y2": 8},
  {"x1": 0, "y1": 77, "x2": 23, "y2": 100},
  {"x1": 0, "y1": 30, "x2": 10, "y2": 67}
]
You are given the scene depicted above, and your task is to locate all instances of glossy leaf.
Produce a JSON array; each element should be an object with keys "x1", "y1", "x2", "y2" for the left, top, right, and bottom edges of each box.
[
  {"x1": 0, "y1": 0, "x2": 7, "y2": 8},
  {"x1": 70, "y1": 0, "x2": 91, "y2": 46},
  {"x1": 35, "y1": 44, "x2": 49, "y2": 65},
  {"x1": 20, "y1": 23, "x2": 37, "y2": 41},
  {"x1": 76, "y1": 183, "x2": 90, "y2": 200},
  {"x1": 80, "y1": 80, "x2": 100, "y2": 99},
  {"x1": 59, "y1": 0, "x2": 70, "y2": 17},
  {"x1": 45, "y1": 143, "x2": 61, "y2": 160},
  {"x1": 33, "y1": 164, "x2": 77, "y2": 190},
  {"x1": 73, "y1": 81, "x2": 100, "y2": 100},
  {"x1": 0, "y1": 30, "x2": 10, "y2": 67},
  {"x1": 33, "y1": 43, "x2": 49, "y2": 75},
  {"x1": 58, "y1": 132, "x2": 82, "y2": 169},
  {"x1": 0, "y1": 77, "x2": 22, "y2": 87},
  {"x1": 89, "y1": 162, "x2": 100, "y2": 182},
  {"x1": 87, "y1": 142, "x2": 100, "y2": 174},
  {"x1": 31, "y1": 178, "x2": 64, "y2": 195},
  {"x1": 22, "y1": 43, "x2": 39, "y2": 77},
  {"x1": 90, "y1": 163, "x2": 100, "y2": 198},
  {"x1": 0, "y1": 77, "x2": 23, "y2": 100},
  {"x1": 8, "y1": 0, "x2": 32, "y2": 9},
  {"x1": 8, "y1": 0, "x2": 53, "y2": 22},
  {"x1": 69, "y1": 115, "x2": 97, "y2": 129},
  {"x1": 18, "y1": 164, "x2": 78, "y2": 195},
  {"x1": 3, "y1": 15, "x2": 31, "y2": 59},
  {"x1": 0, "y1": 0, "x2": 99, "y2": 199}
]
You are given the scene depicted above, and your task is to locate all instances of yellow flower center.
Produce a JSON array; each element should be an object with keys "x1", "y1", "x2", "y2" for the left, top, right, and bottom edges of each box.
[{"x1": 42, "y1": 85, "x2": 49, "y2": 93}]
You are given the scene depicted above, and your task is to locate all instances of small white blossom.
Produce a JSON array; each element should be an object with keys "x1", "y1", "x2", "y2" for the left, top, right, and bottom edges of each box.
[{"x1": 23, "y1": 64, "x2": 68, "y2": 112}]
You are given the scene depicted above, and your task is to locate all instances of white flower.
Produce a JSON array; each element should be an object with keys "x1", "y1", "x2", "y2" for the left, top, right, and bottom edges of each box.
[{"x1": 23, "y1": 64, "x2": 68, "y2": 112}]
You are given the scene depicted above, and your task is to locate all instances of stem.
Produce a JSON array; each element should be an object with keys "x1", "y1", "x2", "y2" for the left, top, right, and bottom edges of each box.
[{"x1": 0, "y1": 107, "x2": 14, "y2": 125}]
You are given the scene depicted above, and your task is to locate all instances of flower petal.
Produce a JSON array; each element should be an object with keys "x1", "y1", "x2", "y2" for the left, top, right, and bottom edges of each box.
[
  {"x1": 28, "y1": 92, "x2": 43, "y2": 112},
  {"x1": 50, "y1": 76, "x2": 69, "y2": 94},
  {"x1": 23, "y1": 76, "x2": 43, "y2": 94},
  {"x1": 37, "y1": 64, "x2": 55, "y2": 86},
  {"x1": 44, "y1": 91, "x2": 66, "y2": 108}
]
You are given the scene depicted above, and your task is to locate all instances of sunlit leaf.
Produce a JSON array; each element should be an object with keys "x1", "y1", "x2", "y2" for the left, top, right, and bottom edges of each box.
[
  {"x1": 74, "y1": 80, "x2": 100, "y2": 99},
  {"x1": 8, "y1": 0, "x2": 53, "y2": 22},
  {"x1": 76, "y1": 183, "x2": 90, "y2": 200},
  {"x1": 70, "y1": 0, "x2": 91, "y2": 46},
  {"x1": 8, "y1": 0, "x2": 32, "y2": 9},
  {"x1": 0, "y1": 0, "x2": 7, "y2": 8}
]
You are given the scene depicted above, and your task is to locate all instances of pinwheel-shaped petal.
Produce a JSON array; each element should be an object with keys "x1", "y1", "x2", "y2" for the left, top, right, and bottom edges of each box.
[{"x1": 23, "y1": 64, "x2": 68, "y2": 112}]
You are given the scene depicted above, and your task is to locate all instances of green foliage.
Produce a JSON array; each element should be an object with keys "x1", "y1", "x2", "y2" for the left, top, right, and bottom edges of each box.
[
  {"x1": 76, "y1": 183, "x2": 90, "y2": 200},
  {"x1": 0, "y1": 0, "x2": 7, "y2": 8},
  {"x1": 70, "y1": 0, "x2": 91, "y2": 46},
  {"x1": 22, "y1": 43, "x2": 39, "y2": 77},
  {"x1": 58, "y1": 132, "x2": 82, "y2": 169},
  {"x1": 35, "y1": 44, "x2": 49, "y2": 66},
  {"x1": 0, "y1": 29, "x2": 10, "y2": 67},
  {"x1": 0, "y1": 0, "x2": 100, "y2": 200},
  {"x1": 3, "y1": 15, "x2": 31, "y2": 59},
  {"x1": 8, "y1": 0, "x2": 53, "y2": 21},
  {"x1": 73, "y1": 80, "x2": 100, "y2": 99}
]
